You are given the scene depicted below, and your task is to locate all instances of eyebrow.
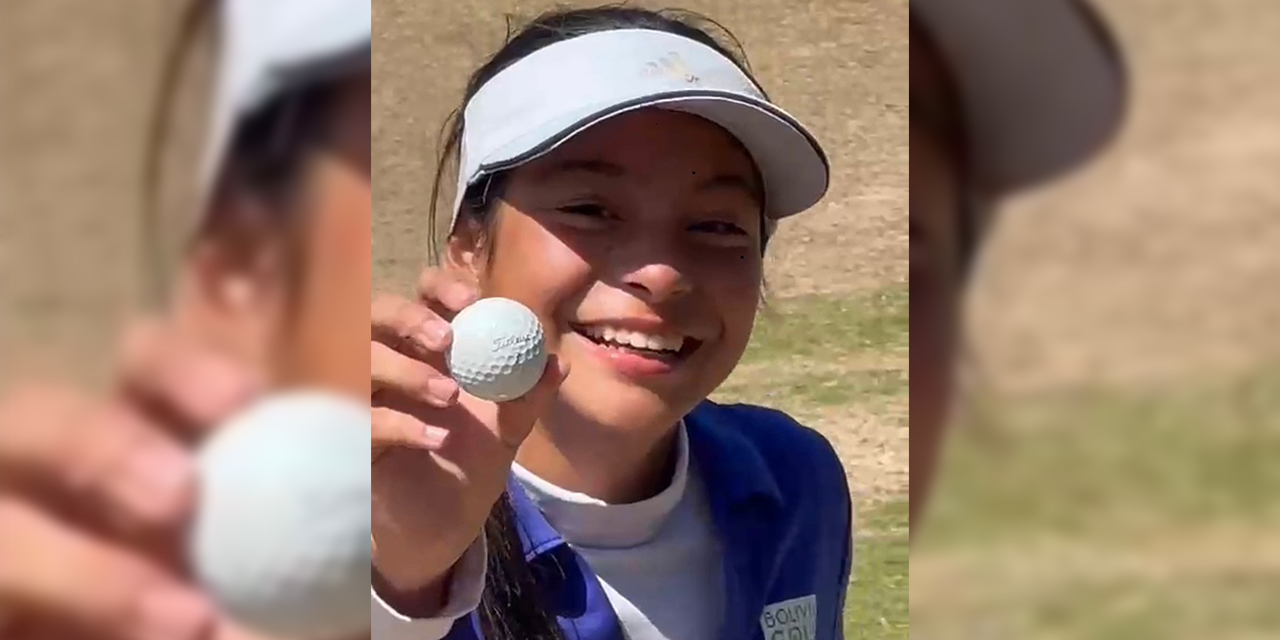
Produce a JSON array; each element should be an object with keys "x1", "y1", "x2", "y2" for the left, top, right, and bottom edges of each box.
[
  {"x1": 696, "y1": 173, "x2": 763, "y2": 206},
  {"x1": 543, "y1": 159, "x2": 627, "y2": 178},
  {"x1": 543, "y1": 160, "x2": 764, "y2": 206}
]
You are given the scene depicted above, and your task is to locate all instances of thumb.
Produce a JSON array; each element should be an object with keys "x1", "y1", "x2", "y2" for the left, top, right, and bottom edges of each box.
[{"x1": 493, "y1": 353, "x2": 569, "y2": 449}]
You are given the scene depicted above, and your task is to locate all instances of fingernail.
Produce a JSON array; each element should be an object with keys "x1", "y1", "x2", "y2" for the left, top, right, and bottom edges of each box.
[
  {"x1": 423, "y1": 426, "x2": 450, "y2": 448},
  {"x1": 116, "y1": 441, "x2": 194, "y2": 524},
  {"x1": 135, "y1": 587, "x2": 215, "y2": 640},
  {"x1": 416, "y1": 321, "x2": 451, "y2": 351},
  {"x1": 425, "y1": 377, "x2": 459, "y2": 406}
]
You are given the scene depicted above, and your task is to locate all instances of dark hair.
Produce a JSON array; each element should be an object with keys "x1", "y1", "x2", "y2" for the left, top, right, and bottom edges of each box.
[
  {"x1": 435, "y1": 7, "x2": 766, "y2": 639},
  {"x1": 908, "y1": 13, "x2": 983, "y2": 278},
  {"x1": 143, "y1": 0, "x2": 347, "y2": 305}
]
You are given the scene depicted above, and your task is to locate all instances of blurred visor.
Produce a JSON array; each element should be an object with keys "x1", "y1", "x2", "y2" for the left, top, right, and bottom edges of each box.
[{"x1": 913, "y1": 0, "x2": 1128, "y2": 194}]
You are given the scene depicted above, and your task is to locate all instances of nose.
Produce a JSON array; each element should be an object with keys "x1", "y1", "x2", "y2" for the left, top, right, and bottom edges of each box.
[{"x1": 619, "y1": 260, "x2": 694, "y2": 303}]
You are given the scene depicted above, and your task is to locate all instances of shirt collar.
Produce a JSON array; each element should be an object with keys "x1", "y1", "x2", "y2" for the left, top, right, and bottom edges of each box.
[
  {"x1": 684, "y1": 401, "x2": 785, "y2": 511},
  {"x1": 511, "y1": 424, "x2": 690, "y2": 548},
  {"x1": 506, "y1": 400, "x2": 784, "y2": 562},
  {"x1": 507, "y1": 474, "x2": 567, "y2": 561}
]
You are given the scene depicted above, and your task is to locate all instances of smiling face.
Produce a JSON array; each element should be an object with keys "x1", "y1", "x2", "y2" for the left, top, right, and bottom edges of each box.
[{"x1": 448, "y1": 108, "x2": 766, "y2": 433}]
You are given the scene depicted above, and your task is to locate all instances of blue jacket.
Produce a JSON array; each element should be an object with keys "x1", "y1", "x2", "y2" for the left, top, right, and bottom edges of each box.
[{"x1": 444, "y1": 400, "x2": 854, "y2": 639}]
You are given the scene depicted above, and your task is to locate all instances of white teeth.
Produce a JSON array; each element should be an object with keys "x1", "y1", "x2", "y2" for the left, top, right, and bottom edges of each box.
[
  {"x1": 581, "y1": 325, "x2": 685, "y2": 352},
  {"x1": 620, "y1": 331, "x2": 648, "y2": 349}
]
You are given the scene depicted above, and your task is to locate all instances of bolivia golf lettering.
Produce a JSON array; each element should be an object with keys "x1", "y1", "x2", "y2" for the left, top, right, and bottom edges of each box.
[{"x1": 760, "y1": 595, "x2": 818, "y2": 640}]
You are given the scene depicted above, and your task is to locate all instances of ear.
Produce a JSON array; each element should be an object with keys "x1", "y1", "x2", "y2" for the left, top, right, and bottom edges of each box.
[
  {"x1": 443, "y1": 216, "x2": 486, "y2": 281},
  {"x1": 169, "y1": 210, "x2": 289, "y2": 371}
]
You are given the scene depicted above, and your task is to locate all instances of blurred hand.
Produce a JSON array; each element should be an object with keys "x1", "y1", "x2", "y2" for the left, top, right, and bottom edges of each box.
[
  {"x1": 370, "y1": 267, "x2": 567, "y2": 603},
  {"x1": 0, "y1": 320, "x2": 341, "y2": 640}
]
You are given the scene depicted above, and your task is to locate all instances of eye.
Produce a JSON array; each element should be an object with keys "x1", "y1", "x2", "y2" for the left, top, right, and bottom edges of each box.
[
  {"x1": 690, "y1": 220, "x2": 749, "y2": 236},
  {"x1": 558, "y1": 203, "x2": 609, "y2": 218}
]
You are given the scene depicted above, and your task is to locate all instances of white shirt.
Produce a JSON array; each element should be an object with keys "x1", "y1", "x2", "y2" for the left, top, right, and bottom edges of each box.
[{"x1": 372, "y1": 423, "x2": 725, "y2": 639}]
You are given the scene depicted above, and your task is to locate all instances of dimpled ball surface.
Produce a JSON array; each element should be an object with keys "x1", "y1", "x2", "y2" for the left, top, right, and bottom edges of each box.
[
  {"x1": 448, "y1": 297, "x2": 548, "y2": 402},
  {"x1": 193, "y1": 392, "x2": 370, "y2": 640}
]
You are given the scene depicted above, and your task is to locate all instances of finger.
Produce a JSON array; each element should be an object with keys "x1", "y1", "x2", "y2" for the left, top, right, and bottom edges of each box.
[
  {"x1": 0, "y1": 386, "x2": 195, "y2": 534},
  {"x1": 209, "y1": 619, "x2": 370, "y2": 640},
  {"x1": 370, "y1": 342, "x2": 458, "y2": 408},
  {"x1": 492, "y1": 353, "x2": 570, "y2": 450},
  {"x1": 370, "y1": 294, "x2": 451, "y2": 355},
  {"x1": 0, "y1": 499, "x2": 215, "y2": 640},
  {"x1": 117, "y1": 320, "x2": 262, "y2": 435},
  {"x1": 415, "y1": 268, "x2": 478, "y2": 318},
  {"x1": 371, "y1": 407, "x2": 448, "y2": 452}
]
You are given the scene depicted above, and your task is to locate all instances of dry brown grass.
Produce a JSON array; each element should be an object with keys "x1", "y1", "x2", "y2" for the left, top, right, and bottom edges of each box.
[{"x1": 969, "y1": 0, "x2": 1280, "y2": 394}]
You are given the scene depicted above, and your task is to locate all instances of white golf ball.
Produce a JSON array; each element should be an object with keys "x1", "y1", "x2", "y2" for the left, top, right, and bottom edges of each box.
[
  {"x1": 448, "y1": 297, "x2": 548, "y2": 402},
  {"x1": 192, "y1": 391, "x2": 370, "y2": 640}
]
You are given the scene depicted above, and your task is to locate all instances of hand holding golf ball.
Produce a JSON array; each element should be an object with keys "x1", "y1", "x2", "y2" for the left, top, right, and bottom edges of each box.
[
  {"x1": 0, "y1": 322, "x2": 350, "y2": 640},
  {"x1": 370, "y1": 272, "x2": 569, "y2": 605}
]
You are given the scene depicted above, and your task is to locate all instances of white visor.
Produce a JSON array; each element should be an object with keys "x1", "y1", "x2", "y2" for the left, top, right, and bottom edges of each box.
[
  {"x1": 452, "y1": 29, "x2": 830, "y2": 228},
  {"x1": 203, "y1": 0, "x2": 371, "y2": 190}
]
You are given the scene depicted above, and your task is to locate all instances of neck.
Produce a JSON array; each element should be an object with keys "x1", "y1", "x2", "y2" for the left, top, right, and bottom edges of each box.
[{"x1": 517, "y1": 410, "x2": 681, "y2": 504}]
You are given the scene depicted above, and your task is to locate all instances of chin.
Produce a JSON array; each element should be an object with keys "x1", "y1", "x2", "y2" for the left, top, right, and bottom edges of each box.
[{"x1": 554, "y1": 374, "x2": 700, "y2": 437}]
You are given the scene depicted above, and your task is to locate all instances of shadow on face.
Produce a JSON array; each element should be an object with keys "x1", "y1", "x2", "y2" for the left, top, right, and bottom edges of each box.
[
  {"x1": 173, "y1": 72, "x2": 371, "y2": 399},
  {"x1": 448, "y1": 108, "x2": 766, "y2": 433}
]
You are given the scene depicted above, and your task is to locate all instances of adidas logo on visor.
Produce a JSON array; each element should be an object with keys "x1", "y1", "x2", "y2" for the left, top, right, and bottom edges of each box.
[{"x1": 642, "y1": 52, "x2": 702, "y2": 85}]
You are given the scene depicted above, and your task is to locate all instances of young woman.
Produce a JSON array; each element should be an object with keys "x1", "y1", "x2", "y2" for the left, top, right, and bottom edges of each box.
[
  {"x1": 909, "y1": 0, "x2": 1128, "y2": 534},
  {"x1": 370, "y1": 6, "x2": 852, "y2": 640},
  {"x1": 0, "y1": 1, "x2": 370, "y2": 638}
]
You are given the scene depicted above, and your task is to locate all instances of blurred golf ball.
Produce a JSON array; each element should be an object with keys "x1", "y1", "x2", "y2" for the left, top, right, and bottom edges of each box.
[
  {"x1": 193, "y1": 391, "x2": 370, "y2": 640},
  {"x1": 448, "y1": 297, "x2": 548, "y2": 402}
]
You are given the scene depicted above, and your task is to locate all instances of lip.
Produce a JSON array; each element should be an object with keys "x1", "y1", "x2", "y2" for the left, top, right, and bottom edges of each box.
[{"x1": 568, "y1": 324, "x2": 701, "y2": 378}]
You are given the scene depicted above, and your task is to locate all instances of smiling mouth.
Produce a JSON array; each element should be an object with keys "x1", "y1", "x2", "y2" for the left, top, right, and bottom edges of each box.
[{"x1": 570, "y1": 323, "x2": 703, "y2": 359}]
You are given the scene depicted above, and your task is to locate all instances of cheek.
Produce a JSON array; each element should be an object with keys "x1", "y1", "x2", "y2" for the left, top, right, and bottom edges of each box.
[
  {"x1": 284, "y1": 166, "x2": 371, "y2": 397},
  {"x1": 702, "y1": 250, "x2": 763, "y2": 340},
  {"x1": 483, "y1": 212, "x2": 593, "y2": 334}
]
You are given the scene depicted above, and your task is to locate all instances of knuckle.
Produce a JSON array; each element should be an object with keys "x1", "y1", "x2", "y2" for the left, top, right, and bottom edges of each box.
[{"x1": 396, "y1": 304, "x2": 432, "y2": 340}]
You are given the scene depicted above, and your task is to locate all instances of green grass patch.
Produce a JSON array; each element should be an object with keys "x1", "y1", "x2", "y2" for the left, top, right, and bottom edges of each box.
[
  {"x1": 1038, "y1": 574, "x2": 1280, "y2": 640},
  {"x1": 924, "y1": 366, "x2": 1280, "y2": 546},
  {"x1": 930, "y1": 572, "x2": 1280, "y2": 640},
  {"x1": 743, "y1": 283, "x2": 908, "y2": 365},
  {"x1": 914, "y1": 366, "x2": 1280, "y2": 639},
  {"x1": 845, "y1": 498, "x2": 910, "y2": 640},
  {"x1": 718, "y1": 368, "x2": 907, "y2": 410}
]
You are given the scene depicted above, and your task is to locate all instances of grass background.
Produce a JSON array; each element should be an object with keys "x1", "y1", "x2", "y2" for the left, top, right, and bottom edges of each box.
[{"x1": 911, "y1": 1, "x2": 1280, "y2": 637}]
